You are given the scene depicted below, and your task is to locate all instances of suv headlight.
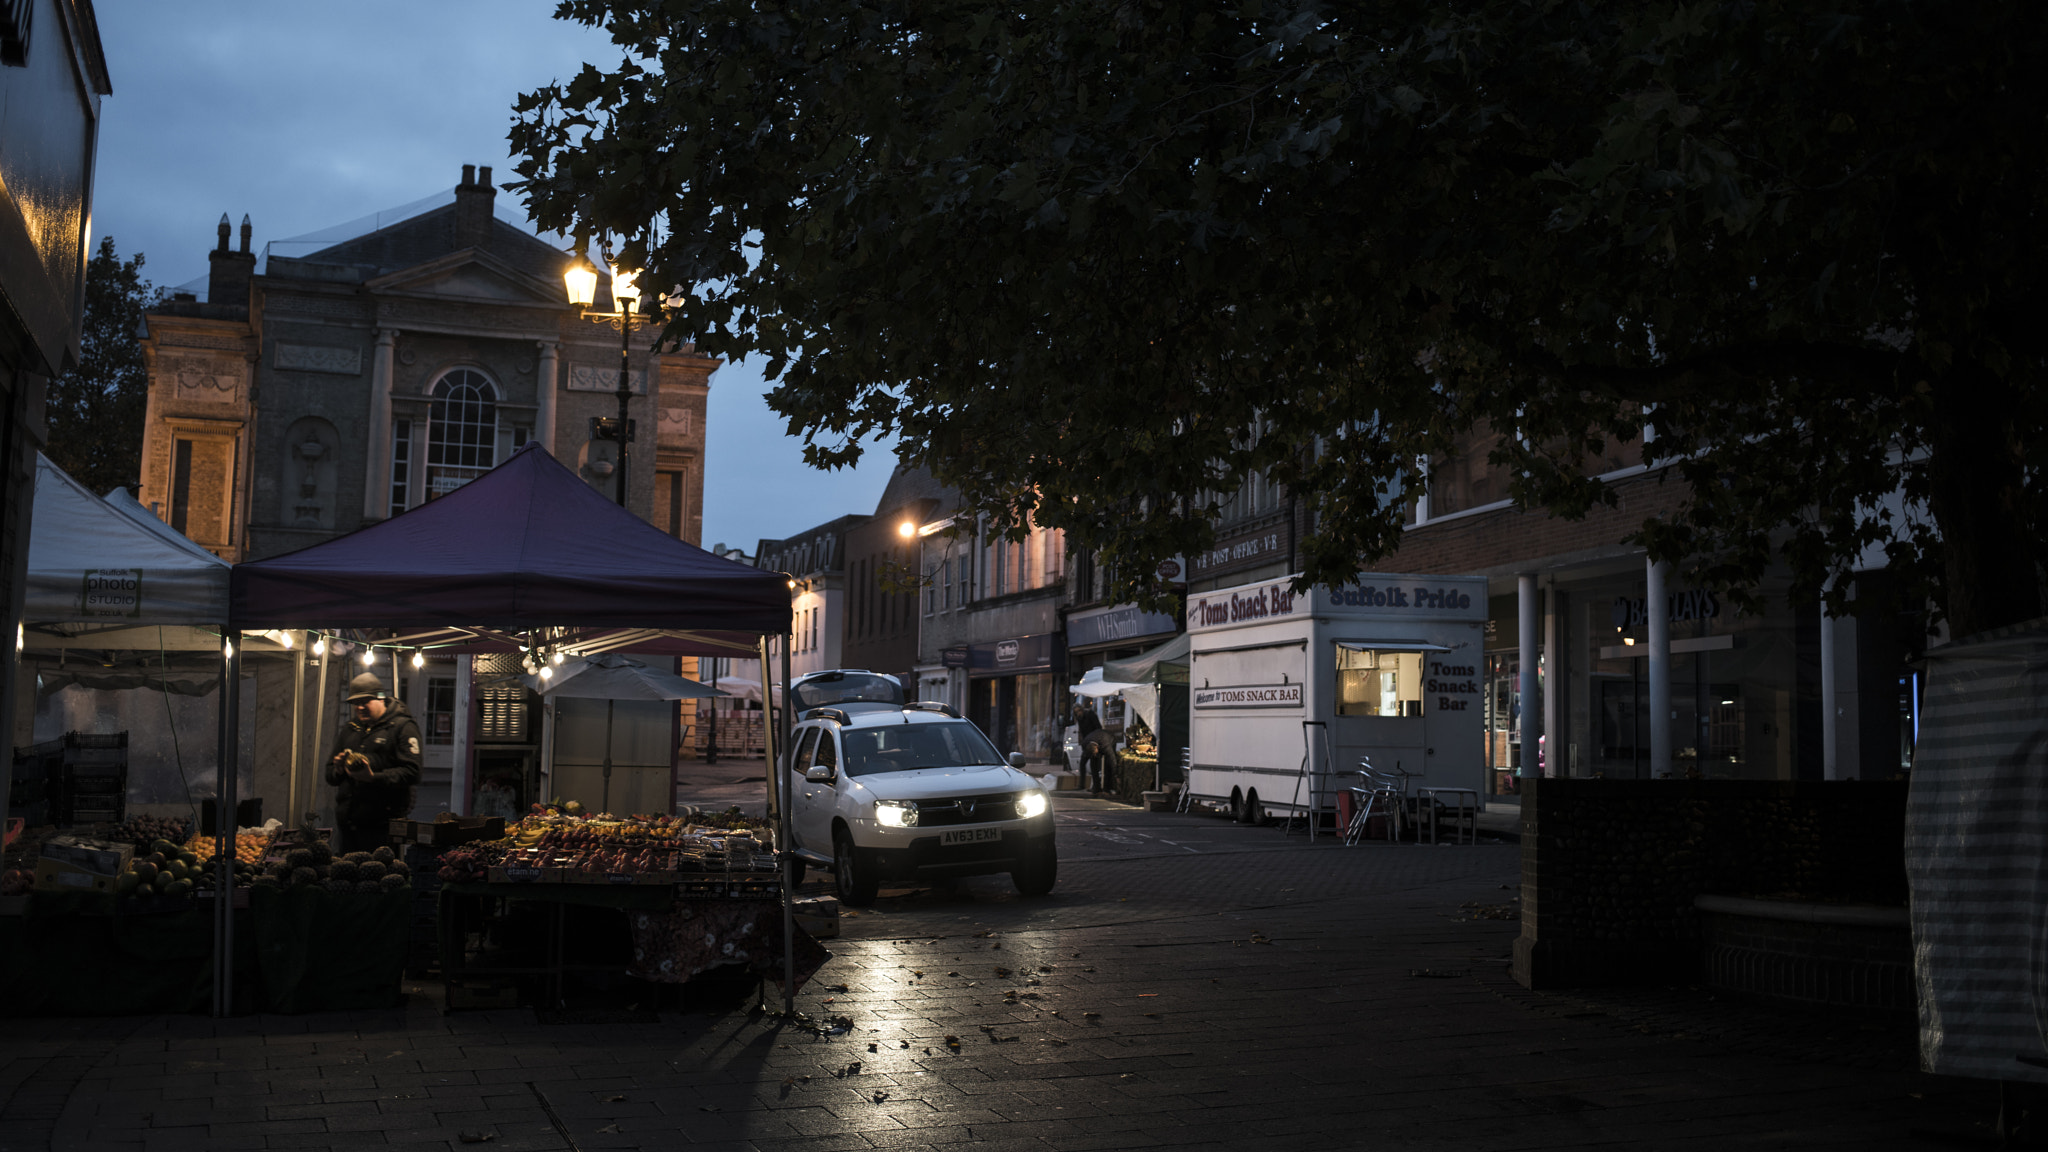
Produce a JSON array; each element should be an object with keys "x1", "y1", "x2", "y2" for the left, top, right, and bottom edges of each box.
[
  {"x1": 874, "y1": 799, "x2": 918, "y2": 828},
  {"x1": 1016, "y1": 791, "x2": 1049, "y2": 819}
]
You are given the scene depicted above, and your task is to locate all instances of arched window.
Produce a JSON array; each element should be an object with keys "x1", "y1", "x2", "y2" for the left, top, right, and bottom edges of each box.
[{"x1": 426, "y1": 368, "x2": 498, "y2": 499}]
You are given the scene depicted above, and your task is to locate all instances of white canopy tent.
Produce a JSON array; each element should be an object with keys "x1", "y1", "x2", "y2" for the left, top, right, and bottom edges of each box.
[
  {"x1": 23, "y1": 455, "x2": 230, "y2": 633},
  {"x1": 1068, "y1": 666, "x2": 1158, "y2": 734}
]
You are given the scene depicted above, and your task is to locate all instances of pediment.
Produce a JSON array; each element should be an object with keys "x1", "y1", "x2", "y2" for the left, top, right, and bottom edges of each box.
[{"x1": 366, "y1": 248, "x2": 563, "y2": 306}]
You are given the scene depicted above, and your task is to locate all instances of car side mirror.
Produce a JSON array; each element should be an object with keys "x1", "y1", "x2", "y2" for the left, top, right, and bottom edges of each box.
[
  {"x1": 805, "y1": 764, "x2": 836, "y2": 783},
  {"x1": 1007, "y1": 753, "x2": 1026, "y2": 769}
]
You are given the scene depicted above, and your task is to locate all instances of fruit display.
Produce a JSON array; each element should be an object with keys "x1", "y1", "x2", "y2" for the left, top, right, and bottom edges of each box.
[
  {"x1": 438, "y1": 805, "x2": 778, "y2": 883},
  {"x1": 111, "y1": 814, "x2": 193, "y2": 849},
  {"x1": 116, "y1": 839, "x2": 222, "y2": 897},
  {"x1": 187, "y1": 832, "x2": 269, "y2": 866}
]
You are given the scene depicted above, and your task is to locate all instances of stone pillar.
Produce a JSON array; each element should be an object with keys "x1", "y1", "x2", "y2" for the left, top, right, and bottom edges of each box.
[
  {"x1": 1518, "y1": 573, "x2": 1541, "y2": 776},
  {"x1": 1647, "y1": 557, "x2": 1672, "y2": 778},
  {"x1": 362, "y1": 329, "x2": 396, "y2": 519},
  {"x1": 1544, "y1": 585, "x2": 1563, "y2": 776},
  {"x1": 535, "y1": 341, "x2": 559, "y2": 453}
]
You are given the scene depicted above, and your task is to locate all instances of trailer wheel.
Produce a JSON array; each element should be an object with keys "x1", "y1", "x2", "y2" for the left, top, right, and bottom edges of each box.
[
  {"x1": 1229, "y1": 787, "x2": 1246, "y2": 822},
  {"x1": 1244, "y1": 789, "x2": 1264, "y2": 826}
]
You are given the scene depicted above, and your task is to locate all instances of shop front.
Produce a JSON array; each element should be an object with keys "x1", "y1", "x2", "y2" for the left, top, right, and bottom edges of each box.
[
  {"x1": 1064, "y1": 603, "x2": 1180, "y2": 739},
  {"x1": 963, "y1": 633, "x2": 1063, "y2": 763}
]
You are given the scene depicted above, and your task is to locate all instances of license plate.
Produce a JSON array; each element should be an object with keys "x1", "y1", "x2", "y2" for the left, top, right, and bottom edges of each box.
[{"x1": 941, "y1": 828, "x2": 1003, "y2": 846}]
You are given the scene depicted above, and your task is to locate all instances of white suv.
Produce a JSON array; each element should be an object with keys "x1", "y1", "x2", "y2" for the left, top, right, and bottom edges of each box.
[{"x1": 783, "y1": 701, "x2": 1057, "y2": 906}]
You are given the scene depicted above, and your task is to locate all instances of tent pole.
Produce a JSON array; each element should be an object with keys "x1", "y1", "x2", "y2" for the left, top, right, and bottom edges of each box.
[
  {"x1": 759, "y1": 636, "x2": 794, "y2": 1016},
  {"x1": 602, "y1": 698, "x2": 614, "y2": 814},
  {"x1": 287, "y1": 639, "x2": 306, "y2": 827},
  {"x1": 308, "y1": 641, "x2": 330, "y2": 827},
  {"x1": 214, "y1": 628, "x2": 240, "y2": 1017},
  {"x1": 779, "y1": 632, "x2": 795, "y2": 1015}
]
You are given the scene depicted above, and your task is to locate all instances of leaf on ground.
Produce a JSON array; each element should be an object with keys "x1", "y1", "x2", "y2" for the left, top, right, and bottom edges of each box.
[
  {"x1": 700, "y1": 1105, "x2": 721, "y2": 1112},
  {"x1": 781, "y1": 1077, "x2": 795, "y2": 1087},
  {"x1": 828, "y1": 983, "x2": 849, "y2": 992},
  {"x1": 456, "y1": 1135, "x2": 495, "y2": 1145},
  {"x1": 867, "y1": 1043, "x2": 878, "y2": 1052},
  {"x1": 994, "y1": 967, "x2": 1011, "y2": 977},
  {"x1": 872, "y1": 1091, "x2": 889, "y2": 1103},
  {"x1": 605, "y1": 1095, "x2": 626, "y2": 1102},
  {"x1": 1083, "y1": 1012, "x2": 1101, "y2": 1019},
  {"x1": 944, "y1": 1035, "x2": 961, "y2": 1048},
  {"x1": 596, "y1": 1124, "x2": 619, "y2": 1134}
]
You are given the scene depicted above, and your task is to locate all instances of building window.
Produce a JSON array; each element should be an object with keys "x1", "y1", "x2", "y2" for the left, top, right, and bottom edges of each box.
[
  {"x1": 170, "y1": 439, "x2": 193, "y2": 534},
  {"x1": 426, "y1": 368, "x2": 498, "y2": 499},
  {"x1": 425, "y1": 676, "x2": 455, "y2": 744},
  {"x1": 655, "y1": 468, "x2": 685, "y2": 537},
  {"x1": 389, "y1": 418, "x2": 412, "y2": 516}
]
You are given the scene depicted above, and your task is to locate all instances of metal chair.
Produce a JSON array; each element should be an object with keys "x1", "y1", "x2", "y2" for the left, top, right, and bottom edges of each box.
[
  {"x1": 1344, "y1": 757, "x2": 1417, "y2": 845},
  {"x1": 1416, "y1": 787, "x2": 1480, "y2": 845}
]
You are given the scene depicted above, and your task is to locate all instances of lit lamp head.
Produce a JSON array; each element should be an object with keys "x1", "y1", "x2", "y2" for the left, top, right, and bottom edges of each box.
[
  {"x1": 897, "y1": 521, "x2": 915, "y2": 539},
  {"x1": 563, "y1": 253, "x2": 599, "y2": 309},
  {"x1": 610, "y1": 265, "x2": 640, "y2": 311}
]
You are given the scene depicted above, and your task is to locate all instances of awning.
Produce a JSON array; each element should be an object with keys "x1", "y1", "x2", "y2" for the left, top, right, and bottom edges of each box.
[
  {"x1": 1068, "y1": 666, "x2": 1145, "y2": 698},
  {"x1": 1332, "y1": 639, "x2": 1454, "y2": 653},
  {"x1": 231, "y1": 444, "x2": 792, "y2": 636},
  {"x1": 1101, "y1": 632, "x2": 1190, "y2": 686},
  {"x1": 24, "y1": 455, "x2": 230, "y2": 626}
]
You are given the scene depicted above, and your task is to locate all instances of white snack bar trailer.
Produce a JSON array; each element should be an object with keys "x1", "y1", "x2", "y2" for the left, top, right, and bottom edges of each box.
[{"x1": 1184, "y1": 571, "x2": 1488, "y2": 825}]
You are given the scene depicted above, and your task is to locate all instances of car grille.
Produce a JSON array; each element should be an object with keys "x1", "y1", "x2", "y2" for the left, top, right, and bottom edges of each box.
[{"x1": 914, "y1": 792, "x2": 1023, "y2": 827}]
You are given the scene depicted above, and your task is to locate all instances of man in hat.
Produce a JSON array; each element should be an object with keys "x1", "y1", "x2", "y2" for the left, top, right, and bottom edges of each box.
[{"x1": 327, "y1": 672, "x2": 423, "y2": 853}]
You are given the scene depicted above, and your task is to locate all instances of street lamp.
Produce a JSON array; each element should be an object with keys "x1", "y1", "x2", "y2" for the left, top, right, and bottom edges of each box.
[{"x1": 564, "y1": 249, "x2": 640, "y2": 507}]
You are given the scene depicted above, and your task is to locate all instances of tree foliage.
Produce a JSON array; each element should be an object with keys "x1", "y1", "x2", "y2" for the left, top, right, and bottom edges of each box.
[
  {"x1": 47, "y1": 236, "x2": 154, "y2": 495},
  {"x1": 512, "y1": 0, "x2": 2046, "y2": 634}
]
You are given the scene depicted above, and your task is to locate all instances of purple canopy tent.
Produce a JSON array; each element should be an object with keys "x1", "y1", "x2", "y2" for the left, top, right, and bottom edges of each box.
[
  {"x1": 223, "y1": 444, "x2": 802, "y2": 1013},
  {"x1": 232, "y1": 443, "x2": 788, "y2": 634}
]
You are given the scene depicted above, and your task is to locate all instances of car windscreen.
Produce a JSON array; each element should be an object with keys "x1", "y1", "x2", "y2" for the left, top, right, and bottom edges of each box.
[
  {"x1": 791, "y1": 672, "x2": 904, "y2": 710},
  {"x1": 839, "y1": 721, "x2": 1005, "y2": 777}
]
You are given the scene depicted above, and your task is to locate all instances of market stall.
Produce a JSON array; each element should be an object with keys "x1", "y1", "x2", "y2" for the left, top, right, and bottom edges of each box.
[
  {"x1": 3, "y1": 455, "x2": 334, "y2": 1016},
  {"x1": 228, "y1": 444, "x2": 803, "y2": 1011}
]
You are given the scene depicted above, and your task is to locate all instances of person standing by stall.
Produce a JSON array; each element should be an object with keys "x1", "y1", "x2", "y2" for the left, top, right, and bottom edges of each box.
[
  {"x1": 328, "y1": 672, "x2": 423, "y2": 853},
  {"x1": 1075, "y1": 701, "x2": 1112, "y2": 795}
]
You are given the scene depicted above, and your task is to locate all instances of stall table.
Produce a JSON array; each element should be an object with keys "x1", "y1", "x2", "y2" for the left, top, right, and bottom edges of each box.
[{"x1": 438, "y1": 876, "x2": 826, "y2": 1011}]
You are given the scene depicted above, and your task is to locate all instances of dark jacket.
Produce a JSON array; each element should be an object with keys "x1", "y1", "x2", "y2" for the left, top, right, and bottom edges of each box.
[
  {"x1": 327, "y1": 700, "x2": 423, "y2": 826},
  {"x1": 1076, "y1": 705, "x2": 1103, "y2": 738}
]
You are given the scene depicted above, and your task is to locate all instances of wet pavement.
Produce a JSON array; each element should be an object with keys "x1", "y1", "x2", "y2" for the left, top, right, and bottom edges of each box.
[{"x1": 0, "y1": 795, "x2": 2004, "y2": 1151}]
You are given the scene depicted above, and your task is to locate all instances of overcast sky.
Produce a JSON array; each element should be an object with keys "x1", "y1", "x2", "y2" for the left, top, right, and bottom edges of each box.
[{"x1": 92, "y1": 1, "x2": 896, "y2": 553}]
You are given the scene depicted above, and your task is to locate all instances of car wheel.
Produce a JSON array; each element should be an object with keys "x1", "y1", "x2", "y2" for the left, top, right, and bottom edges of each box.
[
  {"x1": 1244, "y1": 789, "x2": 1263, "y2": 826},
  {"x1": 1011, "y1": 839, "x2": 1057, "y2": 897},
  {"x1": 1229, "y1": 788, "x2": 1246, "y2": 823},
  {"x1": 833, "y1": 829, "x2": 879, "y2": 907}
]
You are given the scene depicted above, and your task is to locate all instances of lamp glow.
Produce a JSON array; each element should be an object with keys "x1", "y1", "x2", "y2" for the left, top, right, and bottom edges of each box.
[
  {"x1": 611, "y1": 265, "x2": 639, "y2": 307},
  {"x1": 539, "y1": 666, "x2": 554, "y2": 681},
  {"x1": 897, "y1": 521, "x2": 915, "y2": 538},
  {"x1": 411, "y1": 650, "x2": 425, "y2": 669},
  {"x1": 361, "y1": 648, "x2": 377, "y2": 666},
  {"x1": 563, "y1": 254, "x2": 598, "y2": 308},
  {"x1": 551, "y1": 651, "x2": 565, "y2": 665},
  {"x1": 312, "y1": 635, "x2": 325, "y2": 655},
  {"x1": 222, "y1": 637, "x2": 235, "y2": 659}
]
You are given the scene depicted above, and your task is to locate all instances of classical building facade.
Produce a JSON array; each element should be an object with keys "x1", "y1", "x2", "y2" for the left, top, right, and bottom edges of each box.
[
  {"x1": 136, "y1": 165, "x2": 713, "y2": 561},
  {"x1": 132, "y1": 165, "x2": 717, "y2": 815}
]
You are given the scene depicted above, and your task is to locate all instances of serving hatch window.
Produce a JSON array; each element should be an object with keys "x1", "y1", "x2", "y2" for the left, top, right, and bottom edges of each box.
[{"x1": 1336, "y1": 645, "x2": 1424, "y2": 717}]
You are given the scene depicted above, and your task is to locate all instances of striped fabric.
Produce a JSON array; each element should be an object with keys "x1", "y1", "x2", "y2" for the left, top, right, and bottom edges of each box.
[{"x1": 1908, "y1": 617, "x2": 2048, "y2": 1081}]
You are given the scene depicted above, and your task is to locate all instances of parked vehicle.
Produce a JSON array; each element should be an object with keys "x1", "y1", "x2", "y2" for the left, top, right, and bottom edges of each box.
[{"x1": 782, "y1": 703, "x2": 1057, "y2": 905}]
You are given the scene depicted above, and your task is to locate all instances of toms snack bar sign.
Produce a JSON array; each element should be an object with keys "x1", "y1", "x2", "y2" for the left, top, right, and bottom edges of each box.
[
  {"x1": 80, "y1": 569, "x2": 144, "y2": 617},
  {"x1": 1194, "y1": 683, "x2": 1305, "y2": 709}
]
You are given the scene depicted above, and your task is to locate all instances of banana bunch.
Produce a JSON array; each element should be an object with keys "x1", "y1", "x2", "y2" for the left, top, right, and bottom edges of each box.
[{"x1": 511, "y1": 824, "x2": 550, "y2": 848}]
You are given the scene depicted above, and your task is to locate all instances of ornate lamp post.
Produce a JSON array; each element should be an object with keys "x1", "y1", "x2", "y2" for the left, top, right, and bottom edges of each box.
[{"x1": 562, "y1": 251, "x2": 640, "y2": 506}]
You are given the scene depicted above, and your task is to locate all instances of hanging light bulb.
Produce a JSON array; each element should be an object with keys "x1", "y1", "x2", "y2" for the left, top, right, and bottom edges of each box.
[
  {"x1": 311, "y1": 634, "x2": 326, "y2": 655},
  {"x1": 276, "y1": 630, "x2": 293, "y2": 650},
  {"x1": 223, "y1": 636, "x2": 235, "y2": 659},
  {"x1": 552, "y1": 650, "x2": 565, "y2": 665},
  {"x1": 361, "y1": 647, "x2": 377, "y2": 667},
  {"x1": 14, "y1": 622, "x2": 21, "y2": 655},
  {"x1": 411, "y1": 650, "x2": 425, "y2": 669},
  {"x1": 539, "y1": 665, "x2": 554, "y2": 681}
]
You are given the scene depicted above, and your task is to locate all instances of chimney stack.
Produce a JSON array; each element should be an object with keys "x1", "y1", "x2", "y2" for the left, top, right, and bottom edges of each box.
[
  {"x1": 455, "y1": 162, "x2": 496, "y2": 251},
  {"x1": 208, "y1": 212, "x2": 256, "y2": 310}
]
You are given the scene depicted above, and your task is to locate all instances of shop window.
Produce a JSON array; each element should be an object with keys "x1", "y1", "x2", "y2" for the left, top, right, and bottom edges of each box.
[
  {"x1": 425, "y1": 676, "x2": 455, "y2": 745},
  {"x1": 1335, "y1": 646, "x2": 1423, "y2": 717}
]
